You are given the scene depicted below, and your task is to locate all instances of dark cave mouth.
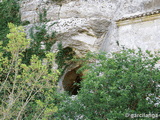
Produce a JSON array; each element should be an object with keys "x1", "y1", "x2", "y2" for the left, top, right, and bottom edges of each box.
[{"x1": 62, "y1": 66, "x2": 82, "y2": 95}]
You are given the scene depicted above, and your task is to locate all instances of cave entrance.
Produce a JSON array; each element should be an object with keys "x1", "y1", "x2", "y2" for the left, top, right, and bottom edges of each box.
[{"x1": 62, "y1": 66, "x2": 82, "y2": 95}]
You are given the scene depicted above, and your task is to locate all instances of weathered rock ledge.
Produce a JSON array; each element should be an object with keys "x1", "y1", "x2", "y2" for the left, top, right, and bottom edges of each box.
[{"x1": 21, "y1": 0, "x2": 160, "y2": 92}]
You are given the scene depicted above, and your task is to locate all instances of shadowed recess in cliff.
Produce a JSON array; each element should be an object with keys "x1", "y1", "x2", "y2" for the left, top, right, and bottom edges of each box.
[{"x1": 62, "y1": 66, "x2": 82, "y2": 95}]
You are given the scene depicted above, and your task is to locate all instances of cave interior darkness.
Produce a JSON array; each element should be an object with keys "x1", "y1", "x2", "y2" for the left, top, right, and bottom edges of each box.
[{"x1": 62, "y1": 66, "x2": 83, "y2": 95}]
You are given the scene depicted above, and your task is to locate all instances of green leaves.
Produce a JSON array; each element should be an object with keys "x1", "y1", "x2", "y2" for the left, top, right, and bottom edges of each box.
[
  {"x1": 57, "y1": 49, "x2": 160, "y2": 119},
  {"x1": 6, "y1": 23, "x2": 30, "y2": 54},
  {"x1": 0, "y1": 0, "x2": 21, "y2": 47},
  {"x1": 55, "y1": 42, "x2": 76, "y2": 74},
  {"x1": 23, "y1": 23, "x2": 56, "y2": 65},
  {"x1": 0, "y1": 24, "x2": 59, "y2": 119}
]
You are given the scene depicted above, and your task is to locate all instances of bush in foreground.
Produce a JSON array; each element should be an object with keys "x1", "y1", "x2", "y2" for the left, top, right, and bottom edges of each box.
[
  {"x1": 56, "y1": 49, "x2": 160, "y2": 120},
  {"x1": 0, "y1": 23, "x2": 59, "y2": 119}
]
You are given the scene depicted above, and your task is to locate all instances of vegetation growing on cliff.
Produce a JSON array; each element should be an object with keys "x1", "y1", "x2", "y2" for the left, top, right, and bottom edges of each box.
[
  {"x1": 55, "y1": 42, "x2": 76, "y2": 74},
  {"x1": 23, "y1": 23, "x2": 56, "y2": 64},
  {"x1": 51, "y1": 0, "x2": 64, "y2": 2},
  {"x1": 0, "y1": 0, "x2": 21, "y2": 51},
  {"x1": 0, "y1": 0, "x2": 160, "y2": 119}
]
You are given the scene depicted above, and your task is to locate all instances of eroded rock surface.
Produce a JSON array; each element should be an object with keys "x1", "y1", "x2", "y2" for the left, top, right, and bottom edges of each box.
[
  {"x1": 21, "y1": 0, "x2": 160, "y2": 92},
  {"x1": 21, "y1": 0, "x2": 160, "y2": 53}
]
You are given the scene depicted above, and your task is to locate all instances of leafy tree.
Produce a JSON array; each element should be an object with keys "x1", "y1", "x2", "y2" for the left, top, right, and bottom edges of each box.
[
  {"x1": 56, "y1": 49, "x2": 160, "y2": 120},
  {"x1": 0, "y1": 23, "x2": 59, "y2": 119},
  {"x1": 0, "y1": 0, "x2": 21, "y2": 47}
]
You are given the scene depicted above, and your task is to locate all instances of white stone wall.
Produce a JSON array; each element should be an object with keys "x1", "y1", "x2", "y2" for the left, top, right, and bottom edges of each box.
[{"x1": 118, "y1": 17, "x2": 160, "y2": 51}]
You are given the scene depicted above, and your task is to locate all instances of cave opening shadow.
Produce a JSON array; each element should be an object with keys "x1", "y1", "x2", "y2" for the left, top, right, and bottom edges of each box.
[{"x1": 62, "y1": 66, "x2": 82, "y2": 95}]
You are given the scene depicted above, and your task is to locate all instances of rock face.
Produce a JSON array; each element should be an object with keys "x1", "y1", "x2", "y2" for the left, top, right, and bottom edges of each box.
[
  {"x1": 49, "y1": 18, "x2": 110, "y2": 57},
  {"x1": 21, "y1": 0, "x2": 160, "y2": 53},
  {"x1": 21, "y1": 0, "x2": 112, "y2": 56},
  {"x1": 20, "y1": 0, "x2": 160, "y2": 92}
]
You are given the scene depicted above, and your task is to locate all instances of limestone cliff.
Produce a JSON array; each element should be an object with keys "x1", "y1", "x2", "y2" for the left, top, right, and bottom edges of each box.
[
  {"x1": 21, "y1": 0, "x2": 160, "y2": 53},
  {"x1": 20, "y1": 0, "x2": 160, "y2": 92}
]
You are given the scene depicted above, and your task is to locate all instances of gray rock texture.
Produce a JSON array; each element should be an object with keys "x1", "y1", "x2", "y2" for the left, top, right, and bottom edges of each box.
[
  {"x1": 20, "y1": 0, "x2": 160, "y2": 92},
  {"x1": 21, "y1": 0, "x2": 160, "y2": 53}
]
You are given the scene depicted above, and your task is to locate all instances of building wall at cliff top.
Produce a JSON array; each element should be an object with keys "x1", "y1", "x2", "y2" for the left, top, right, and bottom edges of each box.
[
  {"x1": 116, "y1": 12, "x2": 160, "y2": 52},
  {"x1": 99, "y1": 0, "x2": 160, "y2": 52}
]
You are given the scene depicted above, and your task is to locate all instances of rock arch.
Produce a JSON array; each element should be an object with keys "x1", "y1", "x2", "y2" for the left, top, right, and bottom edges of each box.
[{"x1": 56, "y1": 46, "x2": 83, "y2": 95}]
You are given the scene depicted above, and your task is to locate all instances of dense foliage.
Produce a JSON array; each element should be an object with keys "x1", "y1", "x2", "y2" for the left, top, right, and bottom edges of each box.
[
  {"x1": 0, "y1": 0, "x2": 21, "y2": 52},
  {"x1": 0, "y1": 0, "x2": 160, "y2": 119},
  {"x1": 56, "y1": 49, "x2": 160, "y2": 120},
  {"x1": 0, "y1": 23, "x2": 59, "y2": 119},
  {"x1": 55, "y1": 42, "x2": 76, "y2": 72},
  {"x1": 23, "y1": 23, "x2": 56, "y2": 64},
  {"x1": 21, "y1": 7, "x2": 57, "y2": 65}
]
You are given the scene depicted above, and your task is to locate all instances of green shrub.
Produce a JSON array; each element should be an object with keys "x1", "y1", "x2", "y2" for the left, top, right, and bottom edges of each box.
[
  {"x1": 23, "y1": 24, "x2": 56, "y2": 64},
  {"x1": 0, "y1": 0, "x2": 21, "y2": 47},
  {"x1": 56, "y1": 49, "x2": 160, "y2": 120},
  {"x1": 22, "y1": 8, "x2": 57, "y2": 65},
  {"x1": 51, "y1": 0, "x2": 64, "y2": 2},
  {"x1": 0, "y1": 23, "x2": 59, "y2": 119},
  {"x1": 55, "y1": 42, "x2": 76, "y2": 72}
]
